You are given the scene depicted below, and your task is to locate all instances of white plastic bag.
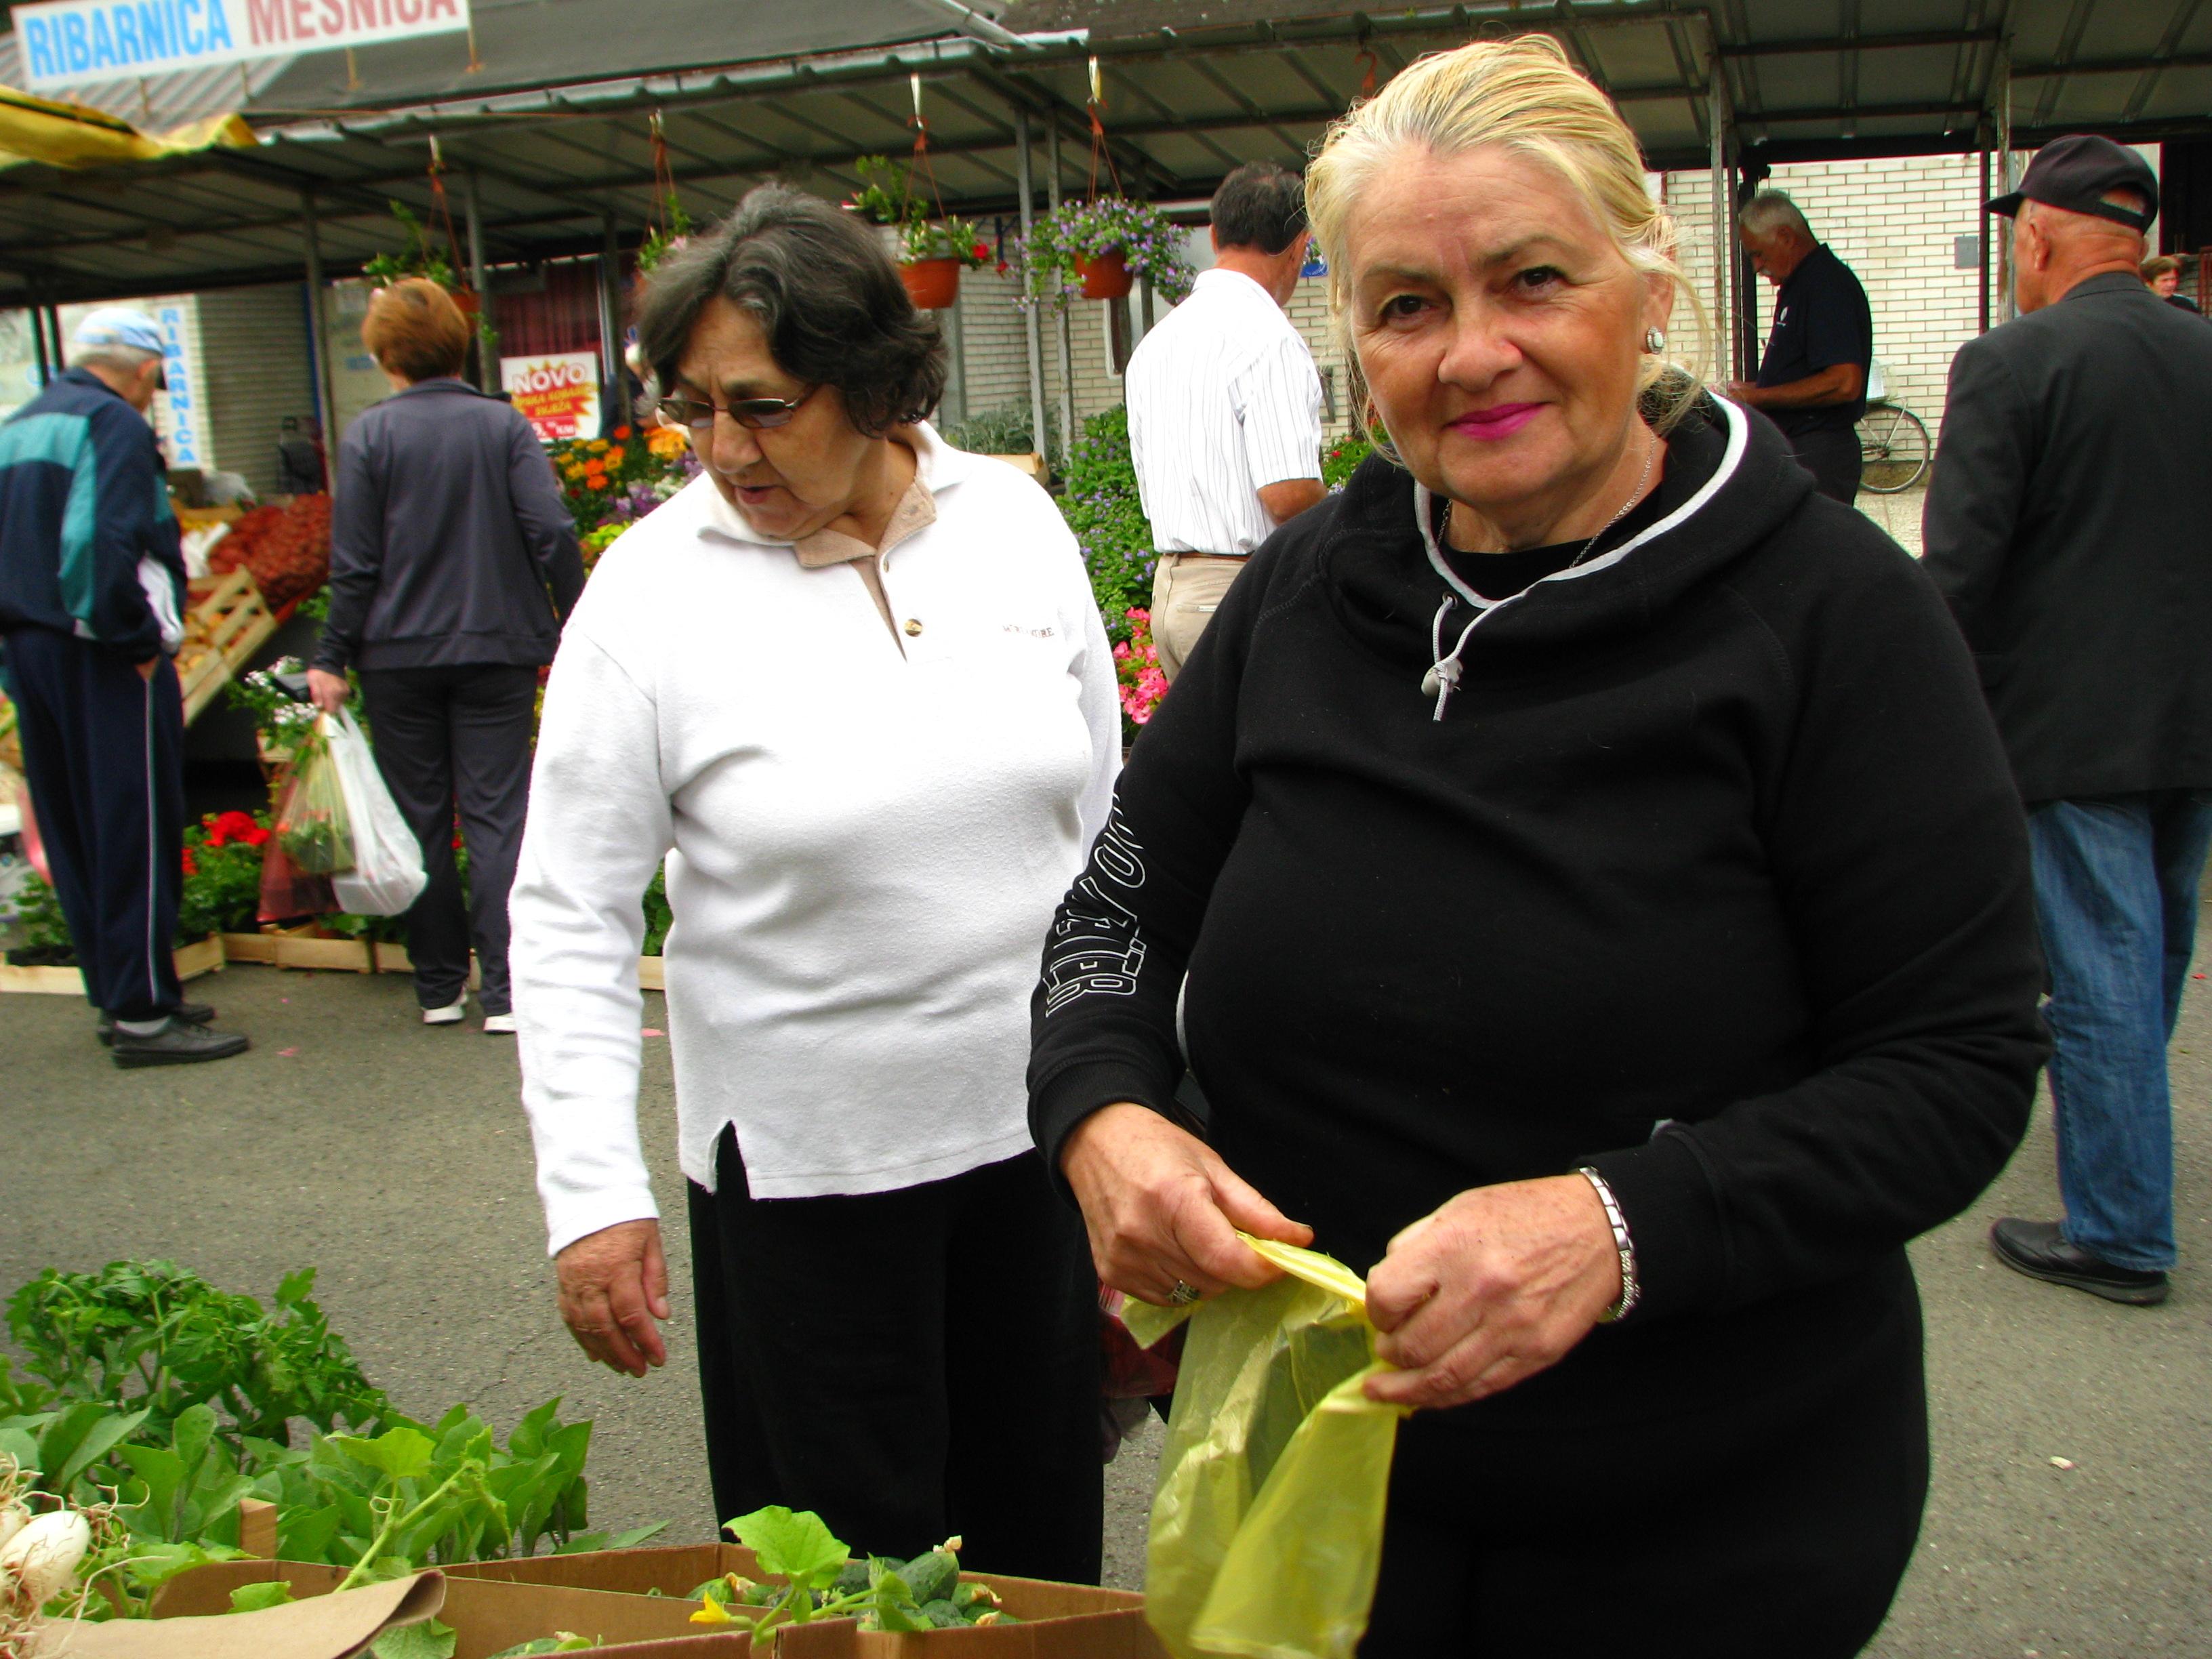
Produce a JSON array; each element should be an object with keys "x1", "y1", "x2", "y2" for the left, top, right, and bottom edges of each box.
[{"x1": 323, "y1": 710, "x2": 428, "y2": 917}]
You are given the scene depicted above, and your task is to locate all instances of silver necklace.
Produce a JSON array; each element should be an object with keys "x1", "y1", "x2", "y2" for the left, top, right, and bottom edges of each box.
[
  {"x1": 1422, "y1": 432, "x2": 1661, "y2": 715},
  {"x1": 1442, "y1": 430, "x2": 1660, "y2": 568}
]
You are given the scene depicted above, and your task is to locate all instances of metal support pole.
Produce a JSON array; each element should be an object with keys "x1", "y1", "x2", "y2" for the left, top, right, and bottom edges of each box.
[
  {"x1": 1708, "y1": 62, "x2": 1727, "y2": 377},
  {"x1": 1046, "y1": 119, "x2": 1076, "y2": 464},
  {"x1": 26, "y1": 295, "x2": 50, "y2": 386},
  {"x1": 1978, "y1": 140, "x2": 1992, "y2": 333},
  {"x1": 300, "y1": 187, "x2": 336, "y2": 485},
  {"x1": 598, "y1": 211, "x2": 623, "y2": 420},
  {"x1": 1015, "y1": 107, "x2": 1049, "y2": 464},
  {"x1": 1725, "y1": 161, "x2": 1744, "y2": 380},
  {"x1": 463, "y1": 169, "x2": 494, "y2": 393},
  {"x1": 1994, "y1": 45, "x2": 2015, "y2": 324}
]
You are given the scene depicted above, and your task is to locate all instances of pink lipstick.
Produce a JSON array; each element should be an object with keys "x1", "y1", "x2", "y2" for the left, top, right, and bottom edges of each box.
[{"x1": 1450, "y1": 403, "x2": 1541, "y2": 441}]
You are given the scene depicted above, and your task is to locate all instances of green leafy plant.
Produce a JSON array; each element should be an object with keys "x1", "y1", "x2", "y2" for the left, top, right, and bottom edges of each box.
[
  {"x1": 687, "y1": 1507, "x2": 1010, "y2": 1637},
  {"x1": 1323, "y1": 431, "x2": 1374, "y2": 491},
  {"x1": 3, "y1": 1262, "x2": 384, "y2": 1455},
  {"x1": 256, "y1": 1402, "x2": 663, "y2": 1579},
  {"x1": 1060, "y1": 406, "x2": 1155, "y2": 647},
  {"x1": 361, "y1": 203, "x2": 457, "y2": 291},
  {"x1": 5, "y1": 872, "x2": 72, "y2": 959},
  {"x1": 939, "y1": 401, "x2": 1058, "y2": 460},
  {"x1": 642, "y1": 865, "x2": 671, "y2": 958},
  {"x1": 178, "y1": 813, "x2": 271, "y2": 942},
  {"x1": 845, "y1": 156, "x2": 989, "y2": 268},
  {"x1": 636, "y1": 197, "x2": 693, "y2": 278},
  {"x1": 1010, "y1": 197, "x2": 1195, "y2": 312}
]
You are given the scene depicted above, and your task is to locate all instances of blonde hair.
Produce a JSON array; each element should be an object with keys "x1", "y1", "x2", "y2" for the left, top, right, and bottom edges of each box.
[{"x1": 1305, "y1": 34, "x2": 1711, "y2": 453}]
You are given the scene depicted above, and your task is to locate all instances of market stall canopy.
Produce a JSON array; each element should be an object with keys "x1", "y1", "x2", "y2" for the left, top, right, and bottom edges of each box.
[
  {"x1": 5, "y1": 0, "x2": 2212, "y2": 306},
  {"x1": 0, "y1": 84, "x2": 253, "y2": 167}
]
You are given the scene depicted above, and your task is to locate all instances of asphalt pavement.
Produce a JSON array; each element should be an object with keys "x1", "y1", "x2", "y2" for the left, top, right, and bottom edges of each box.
[{"x1": 2, "y1": 934, "x2": 2207, "y2": 1654}]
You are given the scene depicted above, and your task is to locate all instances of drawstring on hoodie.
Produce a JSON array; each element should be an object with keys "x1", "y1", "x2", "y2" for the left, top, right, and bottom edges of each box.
[
  {"x1": 1422, "y1": 594, "x2": 1488, "y2": 722},
  {"x1": 1417, "y1": 430, "x2": 1663, "y2": 722}
]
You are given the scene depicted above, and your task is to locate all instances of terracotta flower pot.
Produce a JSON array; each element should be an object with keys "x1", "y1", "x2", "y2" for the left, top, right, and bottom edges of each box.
[
  {"x1": 899, "y1": 256, "x2": 962, "y2": 310},
  {"x1": 1076, "y1": 249, "x2": 1133, "y2": 300},
  {"x1": 448, "y1": 287, "x2": 483, "y2": 319}
]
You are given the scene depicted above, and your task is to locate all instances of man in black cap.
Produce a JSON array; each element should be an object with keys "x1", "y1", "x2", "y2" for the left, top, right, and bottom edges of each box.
[
  {"x1": 1925, "y1": 134, "x2": 2212, "y2": 1308},
  {"x1": 1727, "y1": 191, "x2": 1873, "y2": 503}
]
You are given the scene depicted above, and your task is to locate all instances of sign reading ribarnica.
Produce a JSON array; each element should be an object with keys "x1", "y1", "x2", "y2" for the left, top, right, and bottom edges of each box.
[{"x1": 15, "y1": 0, "x2": 471, "y2": 92}]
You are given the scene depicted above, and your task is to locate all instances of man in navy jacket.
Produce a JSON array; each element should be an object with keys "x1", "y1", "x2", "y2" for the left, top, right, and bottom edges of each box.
[
  {"x1": 0, "y1": 310, "x2": 247, "y2": 1067},
  {"x1": 1925, "y1": 136, "x2": 2212, "y2": 1306}
]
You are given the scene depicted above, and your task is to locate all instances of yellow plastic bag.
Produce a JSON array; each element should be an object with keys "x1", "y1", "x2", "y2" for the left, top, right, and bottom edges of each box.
[{"x1": 1123, "y1": 1236, "x2": 1409, "y2": 1659}]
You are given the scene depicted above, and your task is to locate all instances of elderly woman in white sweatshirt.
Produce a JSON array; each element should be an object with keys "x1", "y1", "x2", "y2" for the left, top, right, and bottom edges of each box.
[{"x1": 509, "y1": 186, "x2": 1119, "y2": 1581}]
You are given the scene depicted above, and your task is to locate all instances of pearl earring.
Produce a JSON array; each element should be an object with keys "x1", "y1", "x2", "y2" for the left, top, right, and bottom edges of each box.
[{"x1": 1645, "y1": 327, "x2": 1666, "y2": 354}]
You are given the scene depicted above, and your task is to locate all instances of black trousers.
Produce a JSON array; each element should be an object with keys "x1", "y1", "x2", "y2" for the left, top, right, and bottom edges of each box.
[
  {"x1": 356, "y1": 663, "x2": 537, "y2": 1013},
  {"x1": 4, "y1": 628, "x2": 183, "y2": 1021},
  {"x1": 687, "y1": 1132, "x2": 1103, "y2": 1582},
  {"x1": 1788, "y1": 425, "x2": 1863, "y2": 505}
]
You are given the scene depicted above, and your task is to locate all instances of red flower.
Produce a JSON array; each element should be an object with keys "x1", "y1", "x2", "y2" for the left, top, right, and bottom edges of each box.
[
  {"x1": 972, "y1": 243, "x2": 989, "y2": 261},
  {"x1": 613, "y1": 425, "x2": 632, "y2": 441},
  {"x1": 181, "y1": 848, "x2": 198, "y2": 877},
  {"x1": 203, "y1": 809, "x2": 264, "y2": 849}
]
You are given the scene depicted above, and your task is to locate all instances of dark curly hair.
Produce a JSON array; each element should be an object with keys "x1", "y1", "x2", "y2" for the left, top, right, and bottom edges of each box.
[{"x1": 636, "y1": 185, "x2": 946, "y2": 438}]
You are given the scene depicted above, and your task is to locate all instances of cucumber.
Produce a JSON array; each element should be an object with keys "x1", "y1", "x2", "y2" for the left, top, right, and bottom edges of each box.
[
  {"x1": 833, "y1": 1559, "x2": 872, "y2": 1598},
  {"x1": 897, "y1": 1549, "x2": 958, "y2": 1605},
  {"x1": 920, "y1": 1599, "x2": 964, "y2": 1629}
]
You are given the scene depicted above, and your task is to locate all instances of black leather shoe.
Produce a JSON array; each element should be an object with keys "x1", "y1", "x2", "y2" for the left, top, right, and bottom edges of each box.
[
  {"x1": 97, "y1": 1001, "x2": 216, "y2": 1046},
  {"x1": 1990, "y1": 1217, "x2": 2170, "y2": 1305},
  {"x1": 110, "y1": 1019, "x2": 249, "y2": 1069}
]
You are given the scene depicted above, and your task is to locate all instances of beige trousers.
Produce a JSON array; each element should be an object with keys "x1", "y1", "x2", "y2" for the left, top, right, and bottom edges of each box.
[{"x1": 1149, "y1": 554, "x2": 1248, "y2": 682}]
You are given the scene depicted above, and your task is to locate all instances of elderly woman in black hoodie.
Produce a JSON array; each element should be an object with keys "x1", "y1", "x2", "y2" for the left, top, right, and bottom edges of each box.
[{"x1": 1029, "y1": 37, "x2": 2046, "y2": 1659}]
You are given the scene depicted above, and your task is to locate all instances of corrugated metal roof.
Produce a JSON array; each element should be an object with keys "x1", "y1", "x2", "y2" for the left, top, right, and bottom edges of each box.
[{"x1": 5, "y1": 0, "x2": 2212, "y2": 306}]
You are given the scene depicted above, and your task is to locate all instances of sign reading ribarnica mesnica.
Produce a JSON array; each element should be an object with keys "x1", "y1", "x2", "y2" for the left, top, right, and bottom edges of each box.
[{"x1": 15, "y1": 0, "x2": 470, "y2": 94}]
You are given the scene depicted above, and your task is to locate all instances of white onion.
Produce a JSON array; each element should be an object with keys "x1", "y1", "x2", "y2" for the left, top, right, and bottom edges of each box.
[{"x1": 0, "y1": 1511, "x2": 91, "y2": 1608}]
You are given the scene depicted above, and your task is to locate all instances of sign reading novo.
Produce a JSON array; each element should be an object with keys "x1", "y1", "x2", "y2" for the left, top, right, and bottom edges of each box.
[
  {"x1": 501, "y1": 352, "x2": 602, "y2": 443},
  {"x1": 16, "y1": 0, "x2": 471, "y2": 92}
]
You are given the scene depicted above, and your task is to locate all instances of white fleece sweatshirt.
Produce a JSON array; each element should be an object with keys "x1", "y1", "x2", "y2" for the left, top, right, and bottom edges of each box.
[{"x1": 511, "y1": 426, "x2": 1120, "y2": 1254}]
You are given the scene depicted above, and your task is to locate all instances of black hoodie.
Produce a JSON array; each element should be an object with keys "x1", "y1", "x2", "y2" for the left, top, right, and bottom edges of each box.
[{"x1": 1029, "y1": 397, "x2": 2045, "y2": 1500}]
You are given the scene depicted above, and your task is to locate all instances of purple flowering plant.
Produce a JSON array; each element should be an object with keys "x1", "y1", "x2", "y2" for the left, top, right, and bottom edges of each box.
[{"x1": 1010, "y1": 196, "x2": 1196, "y2": 312}]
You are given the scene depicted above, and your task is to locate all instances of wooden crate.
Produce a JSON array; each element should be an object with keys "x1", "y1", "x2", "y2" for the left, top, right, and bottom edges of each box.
[
  {"x1": 0, "y1": 935, "x2": 225, "y2": 996},
  {"x1": 176, "y1": 568, "x2": 278, "y2": 726}
]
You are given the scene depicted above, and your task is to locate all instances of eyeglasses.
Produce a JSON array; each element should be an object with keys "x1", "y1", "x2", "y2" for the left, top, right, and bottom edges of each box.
[{"x1": 655, "y1": 386, "x2": 817, "y2": 432}]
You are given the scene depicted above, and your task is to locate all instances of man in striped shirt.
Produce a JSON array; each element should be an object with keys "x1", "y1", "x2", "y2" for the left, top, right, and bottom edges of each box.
[{"x1": 1127, "y1": 162, "x2": 1326, "y2": 680}]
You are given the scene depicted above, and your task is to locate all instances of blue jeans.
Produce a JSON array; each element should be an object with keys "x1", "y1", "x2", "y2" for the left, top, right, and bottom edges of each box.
[{"x1": 2027, "y1": 791, "x2": 2212, "y2": 1271}]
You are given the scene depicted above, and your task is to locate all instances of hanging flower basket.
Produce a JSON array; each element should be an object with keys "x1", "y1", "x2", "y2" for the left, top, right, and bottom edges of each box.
[
  {"x1": 1010, "y1": 197, "x2": 1195, "y2": 312},
  {"x1": 448, "y1": 287, "x2": 483, "y2": 320},
  {"x1": 845, "y1": 155, "x2": 991, "y2": 312},
  {"x1": 899, "y1": 256, "x2": 963, "y2": 310},
  {"x1": 1076, "y1": 250, "x2": 1133, "y2": 300}
]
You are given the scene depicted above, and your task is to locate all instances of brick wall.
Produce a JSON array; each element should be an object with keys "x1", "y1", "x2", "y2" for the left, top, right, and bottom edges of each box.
[{"x1": 943, "y1": 250, "x2": 1357, "y2": 456}]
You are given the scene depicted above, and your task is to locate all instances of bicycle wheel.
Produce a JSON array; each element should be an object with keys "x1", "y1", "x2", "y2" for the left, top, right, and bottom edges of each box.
[{"x1": 1858, "y1": 404, "x2": 1931, "y2": 493}]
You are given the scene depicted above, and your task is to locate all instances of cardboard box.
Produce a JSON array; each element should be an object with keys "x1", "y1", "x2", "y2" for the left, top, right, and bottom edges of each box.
[
  {"x1": 154, "y1": 1560, "x2": 738, "y2": 1659},
  {"x1": 448, "y1": 1546, "x2": 1164, "y2": 1658}
]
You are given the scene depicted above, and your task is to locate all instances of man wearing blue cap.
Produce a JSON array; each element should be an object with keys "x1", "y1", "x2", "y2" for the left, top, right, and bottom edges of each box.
[
  {"x1": 0, "y1": 308, "x2": 248, "y2": 1066},
  {"x1": 1925, "y1": 135, "x2": 2212, "y2": 1306}
]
